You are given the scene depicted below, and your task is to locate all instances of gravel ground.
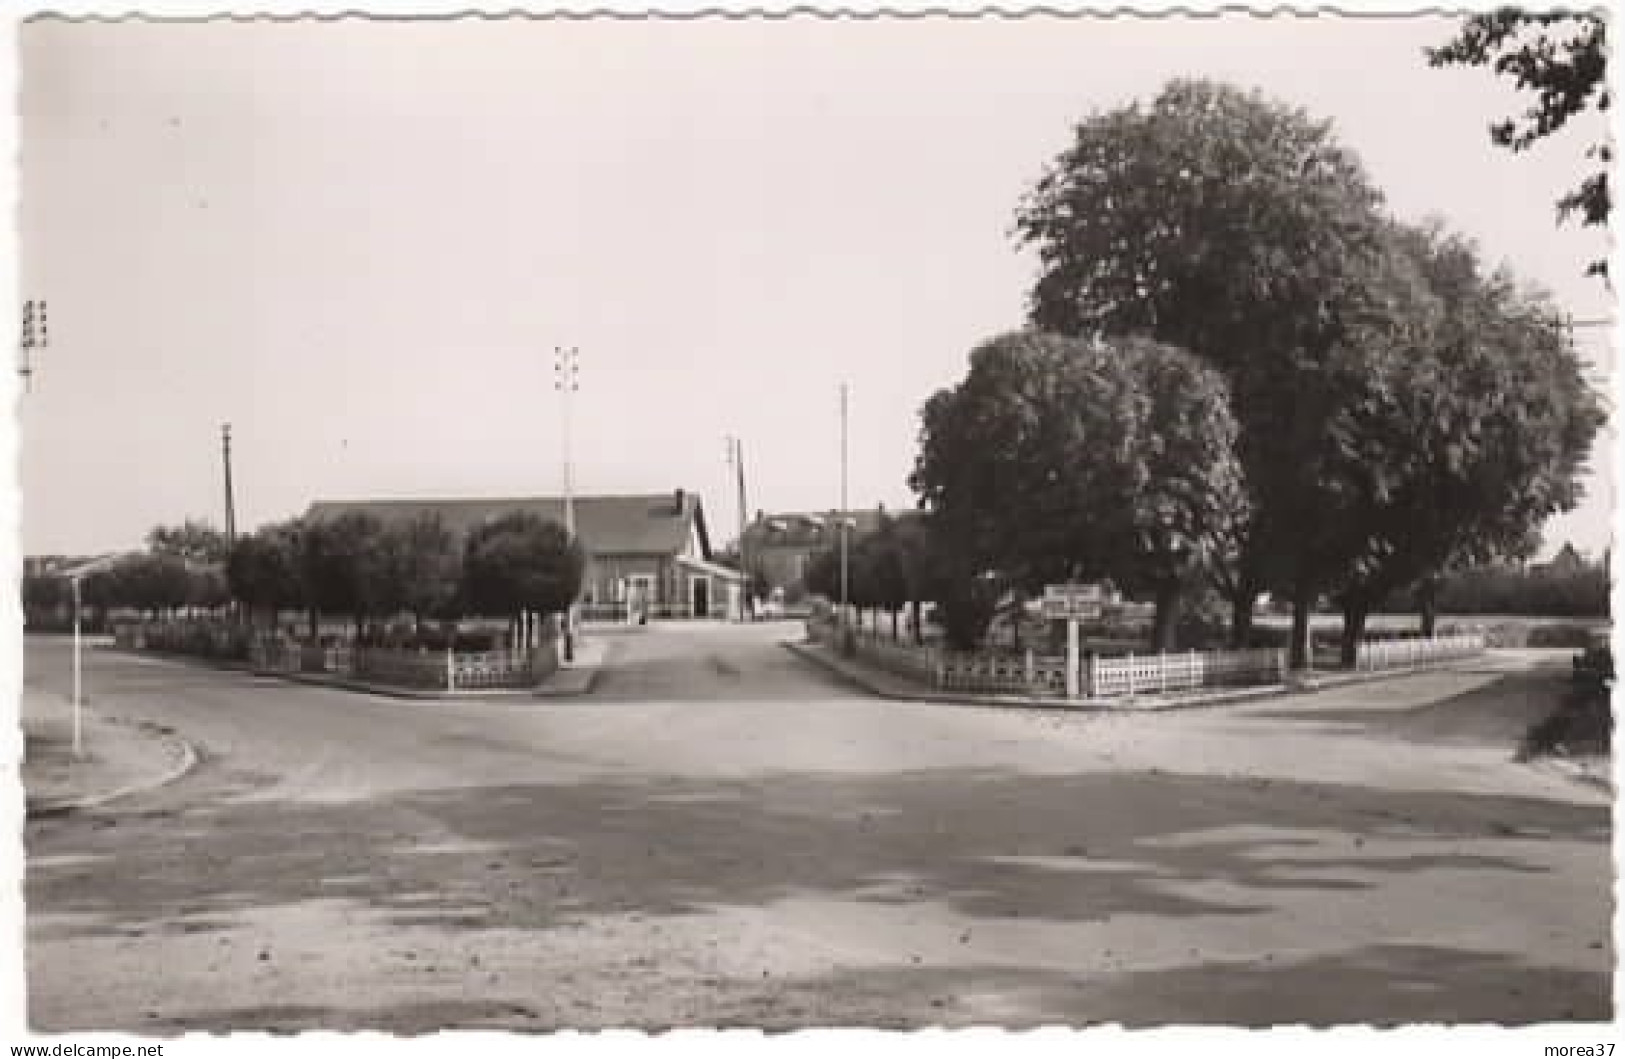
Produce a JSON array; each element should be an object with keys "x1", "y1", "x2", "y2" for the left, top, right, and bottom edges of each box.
[{"x1": 22, "y1": 627, "x2": 1612, "y2": 1030}]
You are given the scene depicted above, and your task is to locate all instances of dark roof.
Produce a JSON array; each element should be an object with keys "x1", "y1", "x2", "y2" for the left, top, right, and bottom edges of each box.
[
  {"x1": 305, "y1": 492, "x2": 709, "y2": 558},
  {"x1": 744, "y1": 507, "x2": 913, "y2": 549}
]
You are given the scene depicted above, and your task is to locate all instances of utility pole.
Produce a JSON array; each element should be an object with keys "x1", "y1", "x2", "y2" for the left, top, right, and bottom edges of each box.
[
  {"x1": 221, "y1": 423, "x2": 237, "y2": 542},
  {"x1": 726, "y1": 435, "x2": 751, "y2": 618},
  {"x1": 554, "y1": 346, "x2": 579, "y2": 659},
  {"x1": 736, "y1": 437, "x2": 749, "y2": 608},
  {"x1": 19, "y1": 298, "x2": 46, "y2": 393},
  {"x1": 839, "y1": 383, "x2": 849, "y2": 633}
]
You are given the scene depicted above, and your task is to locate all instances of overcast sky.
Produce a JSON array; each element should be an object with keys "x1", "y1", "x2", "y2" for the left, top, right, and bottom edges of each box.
[{"x1": 17, "y1": 14, "x2": 1615, "y2": 559}]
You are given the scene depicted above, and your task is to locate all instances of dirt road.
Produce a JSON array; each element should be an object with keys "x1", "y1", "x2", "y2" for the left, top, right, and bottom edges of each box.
[{"x1": 24, "y1": 627, "x2": 1611, "y2": 1029}]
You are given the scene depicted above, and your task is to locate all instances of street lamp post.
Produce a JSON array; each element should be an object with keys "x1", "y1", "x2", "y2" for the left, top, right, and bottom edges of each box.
[
  {"x1": 839, "y1": 383, "x2": 850, "y2": 633},
  {"x1": 221, "y1": 423, "x2": 237, "y2": 543},
  {"x1": 19, "y1": 298, "x2": 46, "y2": 392},
  {"x1": 554, "y1": 346, "x2": 579, "y2": 661},
  {"x1": 60, "y1": 553, "x2": 120, "y2": 760},
  {"x1": 726, "y1": 435, "x2": 751, "y2": 621},
  {"x1": 70, "y1": 576, "x2": 83, "y2": 758}
]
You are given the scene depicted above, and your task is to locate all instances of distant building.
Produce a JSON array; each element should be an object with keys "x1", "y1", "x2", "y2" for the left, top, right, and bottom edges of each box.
[
  {"x1": 23, "y1": 555, "x2": 97, "y2": 578},
  {"x1": 306, "y1": 489, "x2": 743, "y2": 619},
  {"x1": 740, "y1": 506, "x2": 904, "y2": 596},
  {"x1": 1540, "y1": 542, "x2": 1588, "y2": 576}
]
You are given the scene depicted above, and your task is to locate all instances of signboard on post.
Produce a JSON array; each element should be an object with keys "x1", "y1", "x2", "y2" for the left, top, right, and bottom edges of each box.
[
  {"x1": 1041, "y1": 582, "x2": 1105, "y2": 621},
  {"x1": 1043, "y1": 583, "x2": 1108, "y2": 700}
]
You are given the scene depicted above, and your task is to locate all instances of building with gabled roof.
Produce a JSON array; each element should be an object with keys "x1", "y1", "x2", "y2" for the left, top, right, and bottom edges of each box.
[{"x1": 740, "y1": 505, "x2": 911, "y2": 598}]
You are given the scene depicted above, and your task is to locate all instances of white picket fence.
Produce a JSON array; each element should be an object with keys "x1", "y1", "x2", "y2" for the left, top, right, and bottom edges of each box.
[
  {"x1": 1085, "y1": 648, "x2": 1286, "y2": 698},
  {"x1": 1355, "y1": 633, "x2": 1486, "y2": 672},
  {"x1": 242, "y1": 631, "x2": 556, "y2": 691},
  {"x1": 808, "y1": 620, "x2": 1285, "y2": 700}
]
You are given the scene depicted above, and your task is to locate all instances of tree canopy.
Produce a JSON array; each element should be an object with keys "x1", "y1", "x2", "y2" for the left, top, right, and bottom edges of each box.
[
  {"x1": 1315, "y1": 220, "x2": 1605, "y2": 660},
  {"x1": 226, "y1": 521, "x2": 305, "y2": 619},
  {"x1": 147, "y1": 520, "x2": 231, "y2": 566},
  {"x1": 1017, "y1": 76, "x2": 1582, "y2": 661},
  {"x1": 375, "y1": 513, "x2": 461, "y2": 624},
  {"x1": 461, "y1": 512, "x2": 584, "y2": 618},
  {"x1": 298, "y1": 512, "x2": 391, "y2": 631},
  {"x1": 114, "y1": 553, "x2": 195, "y2": 616},
  {"x1": 1428, "y1": 9, "x2": 1610, "y2": 274},
  {"x1": 910, "y1": 330, "x2": 1246, "y2": 649}
]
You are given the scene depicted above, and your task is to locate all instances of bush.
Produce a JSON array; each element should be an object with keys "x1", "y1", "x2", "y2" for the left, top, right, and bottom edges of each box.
[
  {"x1": 1469, "y1": 622, "x2": 1602, "y2": 649},
  {"x1": 1527, "y1": 624, "x2": 1603, "y2": 649},
  {"x1": 1390, "y1": 564, "x2": 1609, "y2": 618},
  {"x1": 1521, "y1": 645, "x2": 1613, "y2": 757}
]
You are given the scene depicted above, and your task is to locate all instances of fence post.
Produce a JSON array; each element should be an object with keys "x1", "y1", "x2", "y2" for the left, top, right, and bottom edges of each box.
[
  {"x1": 1065, "y1": 618, "x2": 1080, "y2": 699},
  {"x1": 1025, "y1": 649, "x2": 1035, "y2": 690},
  {"x1": 1159, "y1": 651, "x2": 1167, "y2": 694},
  {"x1": 445, "y1": 647, "x2": 455, "y2": 693},
  {"x1": 1127, "y1": 652, "x2": 1136, "y2": 697},
  {"x1": 1086, "y1": 652, "x2": 1097, "y2": 698},
  {"x1": 1190, "y1": 649, "x2": 1198, "y2": 690}
]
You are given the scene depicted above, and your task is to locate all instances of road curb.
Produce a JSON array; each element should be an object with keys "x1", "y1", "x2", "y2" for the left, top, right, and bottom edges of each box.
[{"x1": 26, "y1": 725, "x2": 200, "y2": 820}]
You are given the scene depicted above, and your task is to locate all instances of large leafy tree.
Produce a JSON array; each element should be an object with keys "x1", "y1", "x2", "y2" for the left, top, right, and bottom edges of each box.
[
  {"x1": 22, "y1": 571, "x2": 66, "y2": 612},
  {"x1": 910, "y1": 331, "x2": 1247, "y2": 651},
  {"x1": 852, "y1": 513, "x2": 912, "y2": 639},
  {"x1": 461, "y1": 511, "x2": 584, "y2": 619},
  {"x1": 298, "y1": 511, "x2": 390, "y2": 636},
  {"x1": 1321, "y1": 221, "x2": 1605, "y2": 662},
  {"x1": 226, "y1": 520, "x2": 305, "y2": 626},
  {"x1": 79, "y1": 566, "x2": 125, "y2": 623},
  {"x1": 1013, "y1": 79, "x2": 1401, "y2": 665},
  {"x1": 1428, "y1": 9, "x2": 1610, "y2": 275},
  {"x1": 147, "y1": 519, "x2": 231, "y2": 566},
  {"x1": 116, "y1": 553, "x2": 194, "y2": 617},
  {"x1": 376, "y1": 513, "x2": 462, "y2": 628}
]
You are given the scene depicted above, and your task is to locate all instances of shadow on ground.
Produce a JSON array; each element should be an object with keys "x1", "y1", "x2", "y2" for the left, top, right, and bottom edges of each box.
[
  {"x1": 30, "y1": 764, "x2": 1609, "y2": 959},
  {"x1": 1244, "y1": 669, "x2": 1571, "y2": 747},
  {"x1": 135, "y1": 941, "x2": 1611, "y2": 1032}
]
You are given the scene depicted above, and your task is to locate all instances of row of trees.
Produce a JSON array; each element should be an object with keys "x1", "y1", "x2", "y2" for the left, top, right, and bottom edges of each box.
[
  {"x1": 900, "y1": 77, "x2": 1603, "y2": 667},
  {"x1": 227, "y1": 510, "x2": 584, "y2": 638},
  {"x1": 23, "y1": 520, "x2": 236, "y2": 627},
  {"x1": 26, "y1": 512, "x2": 586, "y2": 642},
  {"x1": 801, "y1": 511, "x2": 1009, "y2": 652}
]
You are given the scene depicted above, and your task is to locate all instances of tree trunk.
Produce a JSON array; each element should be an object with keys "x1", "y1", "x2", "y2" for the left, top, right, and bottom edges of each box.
[
  {"x1": 910, "y1": 600, "x2": 923, "y2": 645},
  {"x1": 1339, "y1": 600, "x2": 1369, "y2": 669},
  {"x1": 1227, "y1": 585, "x2": 1257, "y2": 649},
  {"x1": 1151, "y1": 582, "x2": 1183, "y2": 652},
  {"x1": 1418, "y1": 579, "x2": 1439, "y2": 637},
  {"x1": 307, "y1": 607, "x2": 319, "y2": 642},
  {"x1": 891, "y1": 608, "x2": 899, "y2": 641},
  {"x1": 1289, "y1": 589, "x2": 1314, "y2": 671}
]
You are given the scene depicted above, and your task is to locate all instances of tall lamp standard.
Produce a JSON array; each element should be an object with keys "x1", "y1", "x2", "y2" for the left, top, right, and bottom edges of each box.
[
  {"x1": 554, "y1": 346, "x2": 579, "y2": 661},
  {"x1": 19, "y1": 298, "x2": 46, "y2": 392},
  {"x1": 725, "y1": 435, "x2": 750, "y2": 620},
  {"x1": 61, "y1": 554, "x2": 120, "y2": 760},
  {"x1": 839, "y1": 383, "x2": 850, "y2": 633}
]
